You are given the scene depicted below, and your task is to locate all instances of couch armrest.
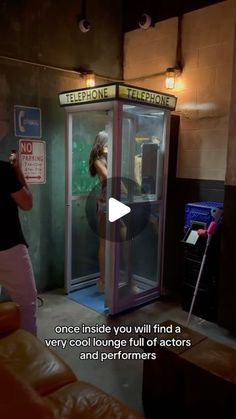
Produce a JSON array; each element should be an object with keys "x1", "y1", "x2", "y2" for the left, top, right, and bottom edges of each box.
[
  {"x1": 0, "y1": 329, "x2": 77, "y2": 395},
  {"x1": 0, "y1": 302, "x2": 21, "y2": 336},
  {"x1": 0, "y1": 360, "x2": 53, "y2": 419},
  {"x1": 46, "y1": 380, "x2": 144, "y2": 419}
]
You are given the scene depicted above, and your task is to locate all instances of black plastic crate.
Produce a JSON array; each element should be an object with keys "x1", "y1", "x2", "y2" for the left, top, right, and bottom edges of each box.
[{"x1": 185, "y1": 201, "x2": 223, "y2": 230}]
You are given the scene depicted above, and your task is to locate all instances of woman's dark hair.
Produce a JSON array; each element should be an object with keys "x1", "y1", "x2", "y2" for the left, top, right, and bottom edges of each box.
[{"x1": 89, "y1": 131, "x2": 108, "y2": 176}]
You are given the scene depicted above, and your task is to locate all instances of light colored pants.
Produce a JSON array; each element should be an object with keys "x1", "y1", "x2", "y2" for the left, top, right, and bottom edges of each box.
[{"x1": 0, "y1": 244, "x2": 37, "y2": 335}]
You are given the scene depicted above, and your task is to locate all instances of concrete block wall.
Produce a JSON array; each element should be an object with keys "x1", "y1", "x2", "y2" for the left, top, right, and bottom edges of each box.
[
  {"x1": 124, "y1": 18, "x2": 178, "y2": 83},
  {"x1": 124, "y1": 0, "x2": 236, "y2": 181}
]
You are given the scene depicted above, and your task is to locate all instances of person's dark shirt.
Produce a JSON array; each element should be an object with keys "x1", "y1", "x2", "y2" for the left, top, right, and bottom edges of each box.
[{"x1": 0, "y1": 161, "x2": 27, "y2": 251}]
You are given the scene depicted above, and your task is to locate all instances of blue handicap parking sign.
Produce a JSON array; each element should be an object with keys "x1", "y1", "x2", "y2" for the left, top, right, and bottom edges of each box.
[{"x1": 14, "y1": 106, "x2": 41, "y2": 138}]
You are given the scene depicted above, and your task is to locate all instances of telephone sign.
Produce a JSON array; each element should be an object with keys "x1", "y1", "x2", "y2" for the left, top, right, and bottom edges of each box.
[{"x1": 14, "y1": 106, "x2": 41, "y2": 138}]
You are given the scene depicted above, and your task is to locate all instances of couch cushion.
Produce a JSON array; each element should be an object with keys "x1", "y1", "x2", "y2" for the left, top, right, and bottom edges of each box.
[
  {"x1": 0, "y1": 302, "x2": 20, "y2": 335},
  {"x1": 0, "y1": 361, "x2": 53, "y2": 419},
  {"x1": 45, "y1": 380, "x2": 143, "y2": 419},
  {"x1": 0, "y1": 329, "x2": 77, "y2": 396}
]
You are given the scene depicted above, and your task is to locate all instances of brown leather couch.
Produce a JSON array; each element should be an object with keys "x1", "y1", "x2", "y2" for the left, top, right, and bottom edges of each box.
[{"x1": 0, "y1": 302, "x2": 143, "y2": 419}]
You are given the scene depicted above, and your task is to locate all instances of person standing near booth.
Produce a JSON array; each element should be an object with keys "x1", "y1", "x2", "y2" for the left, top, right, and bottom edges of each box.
[
  {"x1": 0, "y1": 151, "x2": 37, "y2": 335},
  {"x1": 89, "y1": 131, "x2": 129, "y2": 293},
  {"x1": 89, "y1": 131, "x2": 108, "y2": 293}
]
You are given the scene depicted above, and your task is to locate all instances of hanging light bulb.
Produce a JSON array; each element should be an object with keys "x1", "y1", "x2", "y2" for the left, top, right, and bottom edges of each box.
[
  {"x1": 84, "y1": 72, "x2": 95, "y2": 88},
  {"x1": 165, "y1": 67, "x2": 182, "y2": 90},
  {"x1": 165, "y1": 68, "x2": 176, "y2": 89}
]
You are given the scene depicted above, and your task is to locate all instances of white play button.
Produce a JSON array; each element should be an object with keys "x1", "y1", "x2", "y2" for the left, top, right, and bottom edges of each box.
[
  {"x1": 86, "y1": 177, "x2": 151, "y2": 241},
  {"x1": 108, "y1": 198, "x2": 131, "y2": 222}
]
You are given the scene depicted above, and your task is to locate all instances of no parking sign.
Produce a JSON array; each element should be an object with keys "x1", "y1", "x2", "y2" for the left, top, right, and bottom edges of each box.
[{"x1": 19, "y1": 139, "x2": 46, "y2": 184}]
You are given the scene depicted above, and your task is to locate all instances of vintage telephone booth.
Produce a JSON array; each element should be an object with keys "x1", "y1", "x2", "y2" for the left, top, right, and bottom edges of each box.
[{"x1": 59, "y1": 83, "x2": 177, "y2": 315}]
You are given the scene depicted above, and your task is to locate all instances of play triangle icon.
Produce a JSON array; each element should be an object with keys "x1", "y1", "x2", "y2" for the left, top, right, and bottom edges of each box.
[{"x1": 108, "y1": 197, "x2": 131, "y2": 222}]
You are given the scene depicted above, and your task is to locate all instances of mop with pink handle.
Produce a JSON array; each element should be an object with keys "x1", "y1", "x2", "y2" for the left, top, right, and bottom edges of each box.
[{"x1": 186, "y1": 207, "x2": 223, "y2": 327}]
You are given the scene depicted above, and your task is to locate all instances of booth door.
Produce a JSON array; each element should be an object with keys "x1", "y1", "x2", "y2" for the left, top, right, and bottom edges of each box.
[
  {"x1": 65, "y1": 108, "x2": 111, "y2": 293},
  {"x1": 105, "y1": 105, "x2": 169, "y2": 314}
]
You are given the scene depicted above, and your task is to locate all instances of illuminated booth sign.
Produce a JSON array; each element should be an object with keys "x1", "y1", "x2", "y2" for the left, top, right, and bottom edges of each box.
[{"x1": 58, "y1": 83, "x2": 177, "y2": 110}]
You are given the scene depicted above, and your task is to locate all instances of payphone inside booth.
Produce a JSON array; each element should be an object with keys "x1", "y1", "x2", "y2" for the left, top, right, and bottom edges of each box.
[{"x1": 58, "y1": 83, "x2": 177, "y2": 315}]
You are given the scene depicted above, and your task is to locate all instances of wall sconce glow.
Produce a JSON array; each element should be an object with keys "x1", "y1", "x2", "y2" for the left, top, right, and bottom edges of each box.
[
  {"x1": 165, "y1": 67, "x2": 182, "y2": 90},
  {"x1": 174, "y1": 75, "x2": 184, "y2": 91},
  {"x1": 84, "y1": 72, "x2": 95, "y2": 88},
  {"x1": 179, "y1": 102, "x2": 216, "y2": 111}
]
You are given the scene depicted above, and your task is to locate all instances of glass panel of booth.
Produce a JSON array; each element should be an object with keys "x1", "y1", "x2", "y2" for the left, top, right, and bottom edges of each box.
[
  {"x1": 70, "y1": 109, "x2": 112, "y2": 285},
  {"x1": 104, "y1": 104, "x2": 166, "y2": 313},
  {"x1": 121, "y1": 104, "x2": 165, "y2": 203},
  {"x1": 120, "y1": 105, "x2": 165, "y2": 293}
]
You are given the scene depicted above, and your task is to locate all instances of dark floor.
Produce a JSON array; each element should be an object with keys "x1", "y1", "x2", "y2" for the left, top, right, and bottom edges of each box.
[{"x1": 37, "y1": 290, "x2": 236, "y2": 416}]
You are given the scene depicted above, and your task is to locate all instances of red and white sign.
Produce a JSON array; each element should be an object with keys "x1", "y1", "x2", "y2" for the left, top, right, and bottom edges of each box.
[{"x1": 19, "y1": 139, "x2": 46, "y2": 184}]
